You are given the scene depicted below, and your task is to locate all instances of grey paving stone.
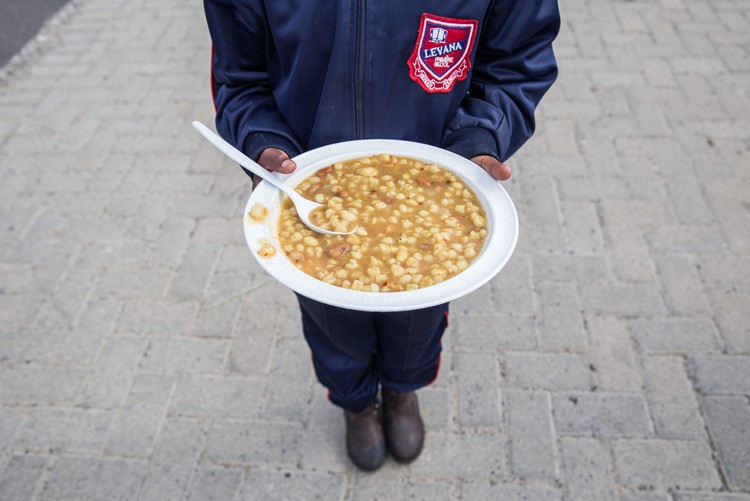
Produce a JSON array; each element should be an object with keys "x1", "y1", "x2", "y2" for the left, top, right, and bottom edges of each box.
[
  {"x1": 115, "y1": 300, "x2": 200, "y2": 336},
  {"x1": 537, "y1": 283, "x2": 587, "y2": 352},
  {"x1": 642, "y1": 356, "x2": 707, "y2": 440},
  {"x1": 410, "y1": 431, "x2": 506, "y2": 481},
  {"x1": 506, "y1": 390, "x2": 558, "y2": 480},
  {"x1": 455, "y1": 350, "x2": 501, "y2": 427},
  {"x1": 78, "y1": 335, "x2": 146, "y2": 408},
  {"x1": 703, "y1": 286, "x2": 750, "y2": 354},
  {"x1": 451, "y1": 312, "x2": 537, "y2": 351},
  {"x1": 560, "y1": 437, "x2": 618, "y2": 501},
  {"x1": 39, "y1": 456, "x2": 148, "y2": 501},
  {"x1": 187, "y1": 466, "x2": 244, "y2": 501},
  {"x1": 673, "y1": 493, "x2": 750, "y2": 501},
  {"x1": 140, "y1": 336, "x2": 230, "y2": 374},
  {"x1": 262, "y1": 339, "x2": 314, "y2": 420},
  {"x1": 171, "y1": 375, "x2": 263, "y2": 418},
  {"x1": 587, "y1": 316, "x2": 642, "y2": 392},
  {"x1": 579, "y1": 283, "x2": 666, "y2": 317},
  {"x1": 14, "y1": 408, "x2": 113, "y2": 454},
  {"x1": 0, "y1": 408, "x2": 26, "y2": 459},
  {"x1": 505, "y1": 352, "x2": 593, "y2": 391},
  {"x1": 205, "y1": 419, "x2": 303, "y2": 467},
  {"x1": 239, "y1": 468, "x2": 345, "y2": 501},
  {"x1": 0, "y1": 366, "x2": 86, "y2": 405},
  {"x1": 402, "y1": 480, "x2": 455, "y2": 501},
  {"x1": 531, "y1": 254, "x2": 610, "y2": 284},
  {"x1": 701, "y1": 395, "x2": 750, "y2": 491},
  {"x1": 612, "y1": 439, "x2": 722, "y2": 490},
  {"x1": 138, "y1": 417, "x2": 206, "y2": 501},
  {"x1": 654, "y1": 255, "x2": 711, "y2": 316},
  {"x1": 299, "y1": 396, "x2": 348, "y2": 472},
  {"x1": 552, "y1": 392, "x2": 653, "y2": 438},
  {"x1": 561, "y1": 201, "x2": 605, "y2": 255},
  {"x1": 689, "y1": 355, "x2": 750, "y2": 394},
  {"x1": 0, "y1": 453, "x2": 49, "y2": 501},
  {"x1": 630, "y1": 318, "x2": 723, "y2": 354},
  {"x1": 460, "y1": 481, "x2": 563, "y2": 501},
  {"x1": 620, "y1": 493, "x2": 672, "y2": 501},
  {"x1": 229, "y1": 305, "x2": 280, "y2": 375}
]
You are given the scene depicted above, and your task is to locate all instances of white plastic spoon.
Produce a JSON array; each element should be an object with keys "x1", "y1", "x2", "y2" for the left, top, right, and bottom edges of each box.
[{"x1": 192, "y1": 121, "x2": 356, "y2": 236}]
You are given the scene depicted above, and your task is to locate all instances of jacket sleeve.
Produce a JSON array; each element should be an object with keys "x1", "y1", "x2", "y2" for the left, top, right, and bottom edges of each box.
[
  {"x1": 204, "y1": 0, "x2": 302, "y2": 169},
  {"x1": 442, "y1": 0, "x2": 560, "y2": 162}
]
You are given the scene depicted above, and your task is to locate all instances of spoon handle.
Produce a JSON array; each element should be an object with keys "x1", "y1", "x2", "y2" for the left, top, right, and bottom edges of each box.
[{"x1": 192, "y1": 121, "x2": 297, "y2": 198}]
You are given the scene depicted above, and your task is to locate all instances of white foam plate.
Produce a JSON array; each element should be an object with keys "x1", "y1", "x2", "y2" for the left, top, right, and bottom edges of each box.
[{"x1": 243, "y1": 139, "x2": 518, "y2": 312}]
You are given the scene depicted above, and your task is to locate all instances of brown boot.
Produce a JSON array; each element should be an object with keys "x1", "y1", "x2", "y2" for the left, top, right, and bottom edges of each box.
[
  {"x1": 382, "y1": 388, "x2": 424, "y2": 463},
  {"x1": 343, "y1": 402, "x2": 386, "y2": 471}
]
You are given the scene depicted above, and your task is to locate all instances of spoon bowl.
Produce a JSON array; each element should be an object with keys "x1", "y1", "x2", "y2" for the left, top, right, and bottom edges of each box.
[{"x1": 192, "y1": 121, "x2": 356, "y2": 236}]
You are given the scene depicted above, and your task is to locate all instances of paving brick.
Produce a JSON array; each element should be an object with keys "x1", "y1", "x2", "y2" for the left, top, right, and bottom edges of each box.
[
  {"x1": 138, "y1": 417, "x2": 206, "y2": 501},
  {"x1": 299, "y1": 396, "x2": 348, "y2": 472},
  {"x1": 621, "y1": 493, "x2": 672, "y2": 501},
  {"x1": 39, "y1": 456, "x2": 148, "y2": 501},
  {"x1": 79, "y1": 335, "x2": 146, "y2": 408},
  {"x1": 531, "y1": 254, "x2": 610, "y2": 284},
  {"x1": 654, "y1": 255, "x2": 711, "y2": 316},
  {"x1": 262, "y1": 339, "x2": 314, "y2": 420},
  {"x1": 579, "y1": 283, "x2": 666, "y2": 317},
  {"x1": 490, "y1": 255, "x2": 535, "y2": 318},
  {"x1": 187, "y1": 466, "x2": 244, "y2": 501},
  {"x1": 0, "y1": 453, "x2": 49, "y2": 501},
  {"x1": 140, "y1": 336, "x2": 229, "y2": 374},
  {"x1": 461, "y1": 481, "x2": 562, "y2": 501},
  {"x1": 553, "y1": 392, "x2": 653, "y2": 438},
  {"x1": 229, "y1": 305, "x2": 279, "y2": 375},
  {"x1": 506, "y1": 390, "x2": 558, "y2": 480},
  {"x1": 239, "y1": 468, "x2": 345, "y2": 501},
  {"x1": 505, "y1": 352, "x2": 593, "y2": 391},
  {"x1": 168, "y1": 243, "x2": 220, "y2": 300},
  {"x1": 206, "y1": 419, "x2": 303, "y2": 467},
  {"x1": 537, "y1": 283, "x2": 587, "y2": 352},
  {"x1": 689, "y1": 355, "x2": 750, "y2": 394},
  {"x1": 560, "y1": 437, "x2": 617, "y2": 501},
  {"x1": 410, "y1": 431, "x2": 506, "y2": 480},
  {"x1": 613, "y1": 439, "x2": 722, "y2": 490},
  {"x1": 587, "y1": 316, "x2": 642, "y2": 391},
  {"x1": 642, "y1": 356, "x2": 707, "y2": 440},
  {"x1": 703, "y1": 286, "x2": 750, "y2": 354},
  {"x1": 15, "y1": 408, "x2": 113, "y2": 454},
  {"x1": 0, "y1": 366, "x2": 86, "y2": 405},
  {"x1": 455, "y1": 351, "x2": 501, "y2": 427},
  {"x1": 115, "y1": 300, "x2": 200, "y2": 335},
  {"x1": 451, "y1": 312, "x2": 537, "y2": 351},
  {"x1": 171, "y1": 375, "x2": 263, "y2": 418},
  {"x1": 701, "y1": 395, "x2": 750, "y2": 490},
  {"x1": 630, "y1": 318, "x2": 722, "y2": 354},
  {"x1": 673, "y1": 493, "x2": 750, "y2": 501}
]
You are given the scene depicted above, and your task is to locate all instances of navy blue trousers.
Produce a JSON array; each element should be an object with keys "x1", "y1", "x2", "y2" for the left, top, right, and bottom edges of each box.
[{"x1": 296, "y1": 294, "x2": 449, "y2": 413}]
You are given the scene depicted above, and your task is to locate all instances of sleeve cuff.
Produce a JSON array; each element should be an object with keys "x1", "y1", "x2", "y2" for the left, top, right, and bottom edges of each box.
[{"x1": 442, "y1": 126, "x2": 502, "y2": 161}]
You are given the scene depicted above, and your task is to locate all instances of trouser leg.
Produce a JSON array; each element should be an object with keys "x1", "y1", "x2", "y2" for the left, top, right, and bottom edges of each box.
[
  {"x1": 374, "y1": 303, "x2": 449, "y2": 393},
  {"x1": 297, "y1": 294, "x2": 449, "y2": 411},
  {"x1": 296, "y1": 294, "x2": 379, "y2": 412}
]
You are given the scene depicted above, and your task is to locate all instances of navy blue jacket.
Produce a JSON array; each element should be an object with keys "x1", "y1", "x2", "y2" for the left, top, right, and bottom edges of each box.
[{"x1": 204, "y1": 0, "x2": 559, "y2": 165}]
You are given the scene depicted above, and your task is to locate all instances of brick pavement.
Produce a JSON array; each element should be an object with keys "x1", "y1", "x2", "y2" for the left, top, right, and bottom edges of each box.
[{"x1": 0, "y1": 0, "x2": 748, "y2": 499}]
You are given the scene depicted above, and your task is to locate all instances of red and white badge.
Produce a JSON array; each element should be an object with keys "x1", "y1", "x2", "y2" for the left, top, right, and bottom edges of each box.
[{"x1": 408, "y1": 13, "x2": 478, "y2": 93}]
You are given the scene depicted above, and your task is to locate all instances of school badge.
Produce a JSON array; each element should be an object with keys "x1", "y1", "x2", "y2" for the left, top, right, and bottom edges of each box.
[{"x1": 408, "y1": 13, "x2": 478, "y2": 93}]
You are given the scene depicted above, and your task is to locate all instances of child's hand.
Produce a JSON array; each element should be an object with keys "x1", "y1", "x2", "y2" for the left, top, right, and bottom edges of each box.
[
  {"x1": 471, "y1": 155, "x2": 511, "y2": 181},
  {"x1": 254, "y1": 148, "x2": 297, "y2": 188}
]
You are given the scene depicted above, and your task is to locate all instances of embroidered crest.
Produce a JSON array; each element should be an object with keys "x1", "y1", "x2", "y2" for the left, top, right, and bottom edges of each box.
[{"x1": 408, "y1": 13, "x2": 478, "y2": 93}]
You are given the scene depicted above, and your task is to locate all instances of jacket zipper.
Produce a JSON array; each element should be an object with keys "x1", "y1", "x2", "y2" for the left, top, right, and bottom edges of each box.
[{"x1": 354, "y1": 0, "x2": 366, "y2": 139}]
